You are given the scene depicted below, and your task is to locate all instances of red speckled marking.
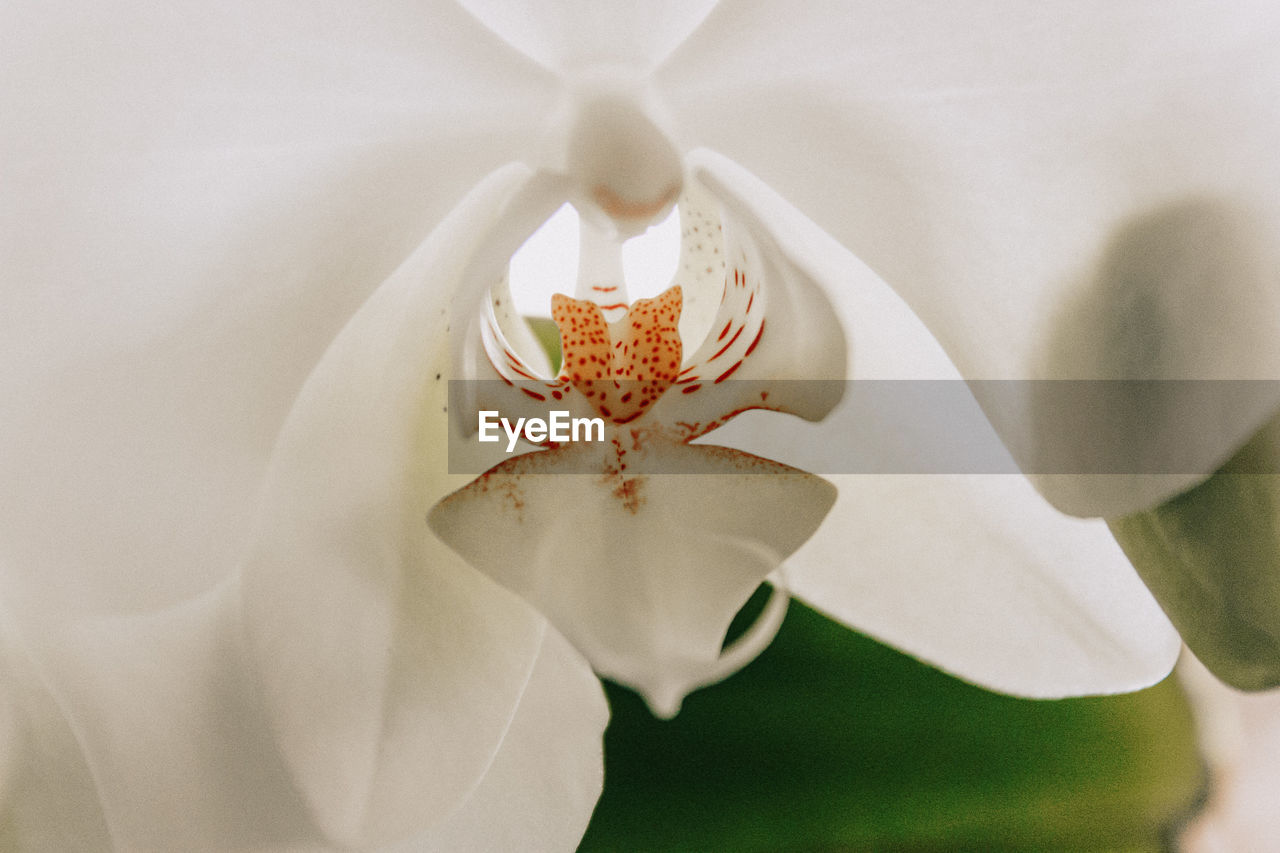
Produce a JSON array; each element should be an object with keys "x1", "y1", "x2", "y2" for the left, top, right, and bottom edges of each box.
[
  {"x1": 612, "y1": 477, "x2": 643, "y2": 513},
  {"x1": 714, "y1": 359, "x2": 743, "y2": 383},
  {"x1": 709, "y1": 324, "x2": 744, "y2": 361},
  {"x1": 744, "y1": 320, "x2": 765, "y2": 358},
  {"x1": 552, "y1": 286, "x2": 684, "y2": 424},
  {"x1": 509, "y1": 363, "x2": 537, "y2": 380}
]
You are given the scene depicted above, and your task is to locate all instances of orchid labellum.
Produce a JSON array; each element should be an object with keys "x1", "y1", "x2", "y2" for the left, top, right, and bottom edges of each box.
[{"x1": 2, "y1": 0, "x2": 1279, "y2": 849}]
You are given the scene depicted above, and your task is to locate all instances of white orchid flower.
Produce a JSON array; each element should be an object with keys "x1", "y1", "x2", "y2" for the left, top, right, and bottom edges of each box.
[{"x1": 2, "y1": 0, "x2": 1279, "y2": 849}]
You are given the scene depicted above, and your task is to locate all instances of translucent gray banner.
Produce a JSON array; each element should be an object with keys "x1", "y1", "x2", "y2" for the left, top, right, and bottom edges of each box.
[{"x1": 446, "y1": 380, "x2": 1280, "y2": 475}]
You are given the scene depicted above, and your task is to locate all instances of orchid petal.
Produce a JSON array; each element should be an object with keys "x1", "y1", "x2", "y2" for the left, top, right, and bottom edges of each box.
[
  {"x1": 668, "y1": 180, "x2": 728, "y2": 352},
  {"x1": 396, "y1": 628, "x2": 606, "y2": 853},
  {"x1": 457, "y1": 0, "x2": 719, "y2": 72},
  {"x1": 646, "y1": 169, "x2": 847, "y2": 437},
  {"x1": 0, "y1": 670, "x2": 14, "y2": 826},
  {"x1": 791, "y1": 474, "x2": 1180, "y2": 697},
  {"x1": 663, "y1": 0, "x2": 1280, "y2": 516},
  {"x1": 11, "y1": 584, "x2": 605, "y2": 852},
  {"x1": 698, "y1": 187, "x2": 1181, "y2": 695},
  {"x1": 0, "y1": 628, "x2": 114, "y2": 851},
  {"x1": 241, "y1": 166, "x2": 605, "y2": 846},
  {"x1": 0, "y1": 0, "x2": 556, "y2": 614},
  {"x1": 429, "y1": 438, "x2": 835, "y2": 717},
  {"x1": 21, "y1": 586, "x2": 321, "y2": 850}
]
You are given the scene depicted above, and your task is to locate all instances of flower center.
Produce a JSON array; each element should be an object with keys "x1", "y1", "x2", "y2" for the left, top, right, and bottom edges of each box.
[
  {"x1": 434, "y1": 166, "x2": 849, "y2": 718},
  {"x1": 551, "y1": 287, "x2": 683, "y2": 424}
]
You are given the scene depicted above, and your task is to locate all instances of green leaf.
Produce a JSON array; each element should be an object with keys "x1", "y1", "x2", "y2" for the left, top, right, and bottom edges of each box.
[{"x1": 581, "y1": 594, "x2": 1203, "y2": 852}]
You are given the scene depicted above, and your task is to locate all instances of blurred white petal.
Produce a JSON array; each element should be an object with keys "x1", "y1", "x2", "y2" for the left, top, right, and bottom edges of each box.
[
  {"x1": 791, "y1": 474, "x2": 1181, "y2": 696},
  {"x1": 1180, "y1": 654, "x2": 1280, "y2": 851},
  {"x1": 662, "y1": 0, "x2": 1280, "y2": 516},
  {"x1": 25, "y1": 587, "x2": 319, "y2": 850},
  {"x1": 7, "y1": 580, "x2": 606, "y2": 851},
  {"x1": 457, "y1": 0, "x2": 718, "y2": 72},
  {"x1": 242, "y1": 167, "x2": 606, "y2": 846},
  {"x1": 399, "y1": 628, "x2": 607, "y2": 853},
  {"x1": 697, "y1": 181, "x2": 1181, "y2": 694},
  {"x1": 0, "y1": 0, "x2": 557, "y2": 613}
]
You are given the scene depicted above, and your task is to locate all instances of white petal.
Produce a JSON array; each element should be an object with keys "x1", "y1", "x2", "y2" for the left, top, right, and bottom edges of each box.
[
  {"x1": 667, "y1": 180, "x2": 727, "y2": 351},
  {"x1": 0, "y1": 671, "x2": 15, "y2": 827},
  {"x1": 242, "y1": 167, "x2": 590, "y2": 846},
  {"x1": 457, "y1": 0, "x2": 719, "y2": 72},
  {"x1": 1179, "y1": 657, "x2": 1280, "y2": 851},
  {"x1": 736, "y1": 219, "x2": 1182, "y2": 696},
  {"x1": 20, "y1": 586, "x2": 323, "y2": 850},
  {"x1": 10, "y1": 585, "x2": 606, "y2": 853},
  {"x1": 663, "y1": 1, "x2": 1280, "y2": 515},
  {"x1": 430, "y1": 438, "x2": 835, "y2": 717},
  {"x1": 0, "y1": 0, "x2": 556, "y2": 613},
  {"x1": 790, "y1": 474, "x2": 1181, "y2": 697},
  {"x1": 394, "y1": 629, "x2": 607, "y2": 853},
  {"x1": 0, "y1": 628, "x2": 115, "y2": 851},
  {"x1": 644, "y1": 166, "x2": 847, "y2": 437}
]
